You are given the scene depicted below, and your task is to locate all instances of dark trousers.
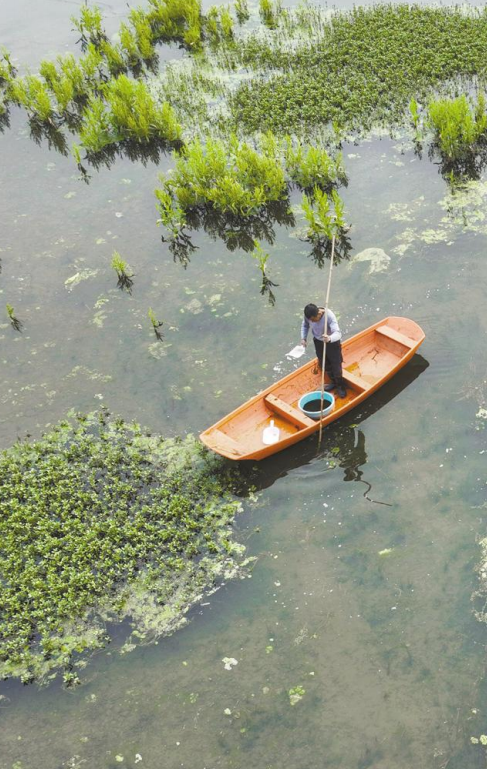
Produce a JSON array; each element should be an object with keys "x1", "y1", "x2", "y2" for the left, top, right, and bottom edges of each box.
[{"x1": 313, "y1": 338, "x2": 344, "y2": 386}]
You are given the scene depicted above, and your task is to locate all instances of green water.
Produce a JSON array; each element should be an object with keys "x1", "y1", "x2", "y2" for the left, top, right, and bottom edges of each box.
[{"x1": 2, "y1": 3, "x2": 487, "y2": 768}]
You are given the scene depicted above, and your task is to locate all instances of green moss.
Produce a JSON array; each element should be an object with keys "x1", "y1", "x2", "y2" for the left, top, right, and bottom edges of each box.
[{"x1": 0, "y1": 411, "x2": 248, "y2": 685}]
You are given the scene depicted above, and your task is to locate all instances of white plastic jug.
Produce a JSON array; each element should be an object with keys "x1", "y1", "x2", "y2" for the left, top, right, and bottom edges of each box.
[{"x1": 262, "y1": 419, "x2": 280, "y2": 445}]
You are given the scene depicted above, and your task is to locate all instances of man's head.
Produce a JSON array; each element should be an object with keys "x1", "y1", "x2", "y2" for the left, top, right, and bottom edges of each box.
[{"x1": 304, "y1": 303, "x2": 320, "y2": 322}]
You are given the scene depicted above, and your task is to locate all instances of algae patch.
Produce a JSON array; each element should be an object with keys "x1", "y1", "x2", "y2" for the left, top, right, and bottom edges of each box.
[{"x1": 0, "y1": 410, "x2": 250, "y2": 685}]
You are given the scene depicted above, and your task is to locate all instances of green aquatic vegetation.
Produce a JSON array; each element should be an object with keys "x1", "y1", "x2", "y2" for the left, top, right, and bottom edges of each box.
[
  {"x1": 78, "y1": 96, "x2": 113, "y2": 154},
  {"x1": 284, "y1": 138, "x2": 346, "y2": 190},
  {"x1": 234, "y1": 0, "x2": 249, "y2": 25},
  {"x1": 148, "y1": 307, "x2": 164, "y2": 340},
  {"x1": 288, "y1": 685, "x2": 306, "y2": 705},
  {"x1": 71, "y1": 4, "x2": 107, "y2": 50},
  {"x1": 39, "y1": 55, "x2": 87, "y2": 114},
  {"x1": 259, "y1": 0, "x2": 281, "y2": 30},
  {"x1": 205, "y1": 6, "x2": 235, "y2": 45},
  {"x1": 0, "y1": 410, "x2": 248, "y2": 684},
  {"x1": 78, "y1": 77, "x2": 181, "y2": 155},
  {"x1": 105, "y1": 74, "x2": 182, "y2": 143},
  {"x1": 156, "y1": 133, "x2": 287, "y2": 221},
  {"x1": 231, "y1": 5, "x2": 487, "y2": 136},
  {"x1": 301, "y1": 187, "x2": 345, "y2": 242},
  {"x1": 9, "y1": 75, "x2": 54, "y2": 123},
  {"x1": 127, "y1": 7, "x2": 157, "y2": 61},
  {"x1": 111, "y1": 250, "x2": 134, "y2": 291},
  {"x1": 6, "y1": 303, "x2": 22, "y2": 331},
  {"x1": 427, "y1": 93, "x2": 487, "y2": 160},
  {"x1": 252, "y1": 240, "x2": 278, "y2": 305},
  {"x1": 0, "y1": 49, "x2": 15, "y2": 84},
  {"x1": 155, "y1": 185, "x2": 187, "y2": 239},
  {"x1": 147, "y1": 0, "x2": 203, "y2": 48}
]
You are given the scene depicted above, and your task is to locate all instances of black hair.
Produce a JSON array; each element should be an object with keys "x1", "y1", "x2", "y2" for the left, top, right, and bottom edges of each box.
[{"x1": 304, "y1": 303, "x2": 319, "y2": 319}]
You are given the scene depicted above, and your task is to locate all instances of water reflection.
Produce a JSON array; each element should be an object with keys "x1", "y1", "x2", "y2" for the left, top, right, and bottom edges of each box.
[{"x1": 236, "y1": 354, "x2": 429, "y2": 494}]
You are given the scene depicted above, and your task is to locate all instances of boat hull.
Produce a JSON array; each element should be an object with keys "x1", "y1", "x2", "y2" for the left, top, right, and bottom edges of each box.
[{"x1": 199, "y1": 317, "x2": 425, "y2": 461}]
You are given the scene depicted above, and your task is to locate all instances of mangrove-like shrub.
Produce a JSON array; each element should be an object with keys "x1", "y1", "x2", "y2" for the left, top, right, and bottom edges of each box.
[{"x1": 0, "y1": 411, "x2": 248, "y2": 685}]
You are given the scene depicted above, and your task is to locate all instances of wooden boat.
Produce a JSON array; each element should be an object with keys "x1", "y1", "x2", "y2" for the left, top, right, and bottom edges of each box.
[{"x1": 200, "y1": 317, "x2": 425, "y2": 461}]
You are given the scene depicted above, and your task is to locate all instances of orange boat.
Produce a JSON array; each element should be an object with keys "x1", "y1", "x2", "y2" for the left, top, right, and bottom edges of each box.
[{"x1": 200, "y1": 316, "x2": 425, "y2": 461}]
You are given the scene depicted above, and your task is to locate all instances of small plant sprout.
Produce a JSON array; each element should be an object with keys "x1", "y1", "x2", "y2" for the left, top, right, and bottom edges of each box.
[
  {"x1": 6, "y1": 303, "x2": 22, "y2": 331},
  {"x1": 148, "y1": 307, "x2": 164, "y2": 340},
  {"x1": 252, "y1": 240, "x2": 279, "y2": 305},
  {"x1": 111, "y1": 251, "x2": 134, "y2": 292}
]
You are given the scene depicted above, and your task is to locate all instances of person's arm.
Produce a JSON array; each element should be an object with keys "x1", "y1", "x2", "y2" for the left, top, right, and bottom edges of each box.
[
  {"x1": 323, "y1": 310, "x2": 342, "y2": 343},
  {"x1": 300, "y1": 316, "x2": 310, "y2": 345}
]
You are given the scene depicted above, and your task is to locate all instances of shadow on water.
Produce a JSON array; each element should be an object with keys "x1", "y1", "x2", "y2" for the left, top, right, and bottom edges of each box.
[{"x1": 234, "y1": 353, "x2": 429, "y2": 496}]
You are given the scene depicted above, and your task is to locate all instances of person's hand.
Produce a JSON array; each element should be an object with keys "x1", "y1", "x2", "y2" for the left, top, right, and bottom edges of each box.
[
  {"x1": 322, "y1": 334, "x2": 331, "y2": 342},
  {"x1": 301, "y1": 339, "x2": 307, "y2": 347}
]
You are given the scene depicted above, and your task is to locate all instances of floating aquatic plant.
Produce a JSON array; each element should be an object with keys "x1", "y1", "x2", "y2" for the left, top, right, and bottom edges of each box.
[
  {"x1": 111, "y1": 250, "x2": 135, "y2": 291},
  {"x1": 259, "y1": 0, "x2": 281, "y2": 30},
  {"x1": 234, "y1": 0, "x2": 249, "y2": 25},
  {"x1": 0, "y1": 410, "x2": 248, "y2": 685},
  {"x1": 9, "y1": 75, "x2": 54, "y2": 123}
]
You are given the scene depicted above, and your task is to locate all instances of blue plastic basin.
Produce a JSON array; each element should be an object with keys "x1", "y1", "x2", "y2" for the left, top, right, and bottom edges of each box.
[{"x1": 298, "y1": 390, "x2": 335, "y2": 420}]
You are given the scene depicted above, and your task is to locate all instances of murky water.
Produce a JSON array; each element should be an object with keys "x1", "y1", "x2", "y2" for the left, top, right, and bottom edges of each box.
[{"x1": 2, "y1": 2, "x2": 487, "y2": 768}]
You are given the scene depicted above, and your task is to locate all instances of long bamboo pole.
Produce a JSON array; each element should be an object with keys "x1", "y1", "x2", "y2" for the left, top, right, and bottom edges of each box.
[{"x1": 318, "y1": 234, "x2": 336, "y2": 447}]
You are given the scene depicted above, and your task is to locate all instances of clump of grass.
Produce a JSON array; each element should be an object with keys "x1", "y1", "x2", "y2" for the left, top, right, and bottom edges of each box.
[
  {"x1": 156, "y1": 133, "x2": 287, "y2": 229},
  {"x1": 111, "y1": 250, "x2": 134, "y2": 292},
  {"x1": 0, "y1": 410, "x2": 248, "y2": 685},
  {"x1": 284, "y1": 137, "x2": 347, "y2": 190},
  {"x1": 427, "y1": 93, "x2": 487, "y2": 160},
  {"x1": 252, "y1": 240, "x2": 278, "y2": 305},
  {"x1": 6, "y1": 303, "x2": 22, "y2": 331}
]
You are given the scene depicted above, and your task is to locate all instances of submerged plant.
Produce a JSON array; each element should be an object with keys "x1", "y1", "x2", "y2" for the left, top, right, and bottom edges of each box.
[
  {"x1": 111, "y1": 250, "x2": 134, "y2": 291},
  {"x1": 259, "y1": 0, "x2": 281, "y2": 29}
]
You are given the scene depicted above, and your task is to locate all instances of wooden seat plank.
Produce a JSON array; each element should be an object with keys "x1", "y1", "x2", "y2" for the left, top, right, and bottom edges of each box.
[
  {"x1": 376, "y1": 325, "x2": 414, "y2": 348},
  {"x1": 264, "y1": 393, "x2": 315, "y2": 429},
  {"x1": 211, "y1": 430, "x2": 245, "y2": 457},
  {"x1": 343, "y1": 369, "x2": 368, "y2": 391}
]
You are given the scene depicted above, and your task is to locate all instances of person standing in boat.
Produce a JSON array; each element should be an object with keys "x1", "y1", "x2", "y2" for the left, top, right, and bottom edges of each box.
[{"x1": 300, "y1": 304, "x2": 347, "y2": 398}]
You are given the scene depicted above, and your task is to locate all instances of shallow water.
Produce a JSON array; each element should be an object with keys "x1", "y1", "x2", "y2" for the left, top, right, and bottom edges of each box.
[{"x1": 2, "y1": 2, "x2": 487, "y2": 768}]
